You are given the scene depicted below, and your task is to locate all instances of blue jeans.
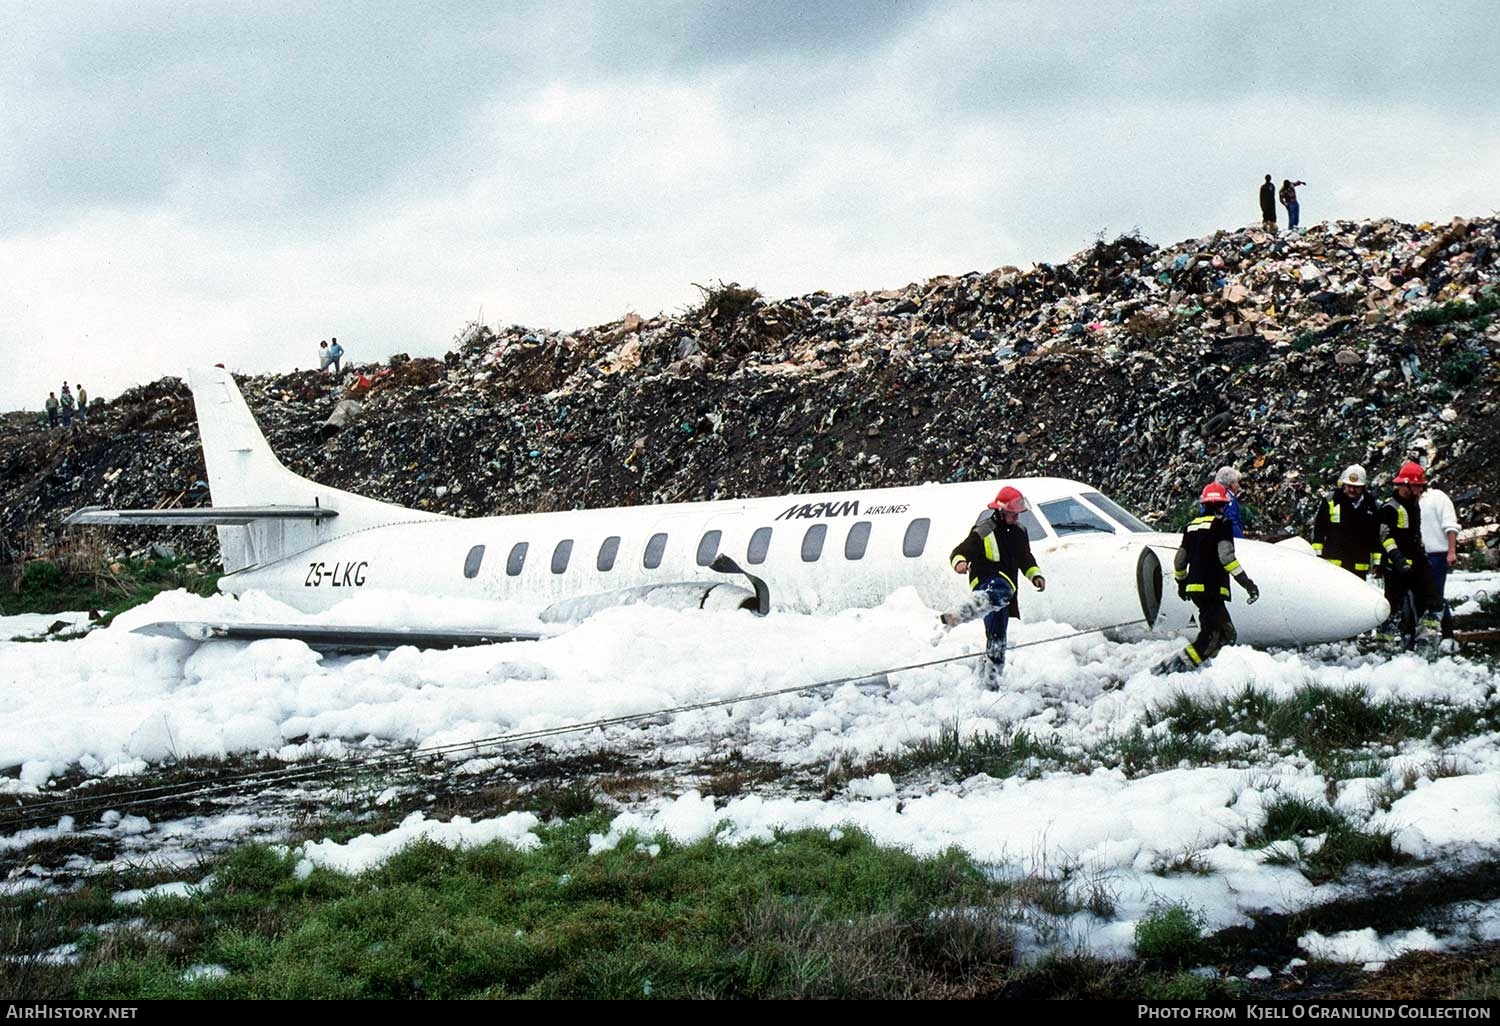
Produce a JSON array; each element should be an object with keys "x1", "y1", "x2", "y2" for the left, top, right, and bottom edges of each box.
[
  {"x1": 978, "y1": 575, "x2": 1016, "y2": 653},
  {"x1": 1427, "y1": 554, "x2": 1448, "y2": 603},
  {"x1": 1287, "y1": 200, "x2": 1300, "y2": 229}
]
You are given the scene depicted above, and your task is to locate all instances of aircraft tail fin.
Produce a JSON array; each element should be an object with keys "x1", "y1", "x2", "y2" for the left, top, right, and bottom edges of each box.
[{"x1": 186, "y1": 366, "x2": 432, "y2": 573}]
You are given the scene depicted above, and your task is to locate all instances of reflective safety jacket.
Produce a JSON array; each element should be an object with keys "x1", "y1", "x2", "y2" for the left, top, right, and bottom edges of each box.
[
  {"x1": 1311, "y1": 489, "x2": 1381, "y2": 574},
  {"x1": 950, "y1": 511, "x2": 1042, "y2": 614},
  {"x1": 1379, "y1": 493, "x2": 1425, "y2": 562},
  {"x1": 1173, "y1": 513, "x2": 1242, "y2": 600}
]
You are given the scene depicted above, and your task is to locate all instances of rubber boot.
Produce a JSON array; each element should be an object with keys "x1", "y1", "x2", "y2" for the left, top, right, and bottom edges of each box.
[{"x1": 978, "y1": 639, "x2": 1006, "y2": 690}]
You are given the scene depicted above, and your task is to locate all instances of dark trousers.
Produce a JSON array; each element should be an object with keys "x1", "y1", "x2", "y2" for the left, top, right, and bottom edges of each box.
[
  {"x1": 978, "y1": 575, "x2": 1015, "y2": 657},
  {"x1": 47, "y1": 408, "x2": 57, "y2": 427},
  {"x1": 1427, "y1": 554, "x2": 1455, "y2": 638},
  {"x1": 1384, "y1": 557, "x2": 1443, "y2": 619},
  {"x1": 1186, "y1": 596, "x2": 1236, "y2": 667}
]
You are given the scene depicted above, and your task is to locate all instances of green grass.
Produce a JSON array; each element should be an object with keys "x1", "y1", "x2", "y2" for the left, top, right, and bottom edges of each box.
[
  {"x1": 1133, "y1": 901, "x2": 1205, "y2": 961},
  {"x1": 1247, "y1": 792, "x2": 1409, "y2": 884},
  {"x1": 1, "y1": 555, "x2": 221, "y2": 622},
  {"x1": 1107, "y1": 724, "x2": 1221, "y2": 776},
  {"x1": 1145, "y1": 683, "x2": 1487, "y2": 772},
  {"x1": 858, "y1": 724, "x2": 1067, "y2": 785},
  {"x1": 1406, "y1": 288, "x2": 1499, "y2": 328},
  {"x1": 5, "y1": 820, "x2": 1035, "y2": 999}
]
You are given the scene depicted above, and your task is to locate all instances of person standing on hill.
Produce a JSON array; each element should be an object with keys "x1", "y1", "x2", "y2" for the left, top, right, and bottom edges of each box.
[
  {"x1": 1156, "y1": 482, "x2": 1260, "y2": 675},
  {"x1": 76, "y1": 384, "x2": 88, "y2": 422},
  {"x1": 1259, "y1": 175, "x2": 1277, "y2": 230},
  {"x1": 1280, "y1": 179, "x2": 1306, "y2": 230},
  {"x1": 59, "y1": 383, "x2": 75, "y2": 429},
  {"x1": 45, "y1": 392, "x2": 59, "y2": 428},
  {"x1": 327, "y1": 337, "x2": 344, "y2": 375}
]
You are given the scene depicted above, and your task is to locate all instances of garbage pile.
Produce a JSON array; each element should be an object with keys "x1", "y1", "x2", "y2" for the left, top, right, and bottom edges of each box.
[{"x1": 3, "y1": 214, "x2": 1498, "y2": 570}]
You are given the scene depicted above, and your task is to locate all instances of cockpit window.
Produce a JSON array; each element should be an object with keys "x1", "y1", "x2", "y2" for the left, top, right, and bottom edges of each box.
[
  {"x1": 973, "y1": 508, "x2": 1046, "y2": 542},
  {"x1": 1080, "y1": 491, "x2": 1153, "y2": 533},
  {"x1": 1038, "y1": 497, "x2": 1115, "y2": 536}
]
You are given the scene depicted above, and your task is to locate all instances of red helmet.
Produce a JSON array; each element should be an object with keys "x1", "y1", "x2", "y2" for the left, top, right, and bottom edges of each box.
[
  {"x1": 1393, "y1": 461, "x2": 1427, "y2": 486},
  {"x1": 987, "y1": 485, "x2": 1029, "y2": 513},
  {"x1": 1200, "y1": 481, "x2": 1230, "y2": 505}
]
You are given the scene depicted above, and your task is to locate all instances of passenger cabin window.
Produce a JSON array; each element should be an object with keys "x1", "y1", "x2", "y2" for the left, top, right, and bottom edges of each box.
[
  {"x1": 506, "y1": 542, "x2": 528, "y2": 577},
  {"x1": 597, "y1": 535, "x2": 620, "y2": 572},
  {"x1": 1038, "y1": 497, "x2": 1115, "y2": 536},
  {"x1": 644, "y1": 532, "x2": 668, "y2": 570},
  {"x1": 696, "y1": 530, "x2": 722, "y2": 567},
  {"x1": 463, "y1": 544, "x2": 485, "y2": 579},
  {"x1": 903, "y1": 518, "x2": 930, "y2": 557},
  {"x1": 1080, "y1": 491, "x2": 1152, "y2": 532},
  {"x1": 801, "y1": 524, "x2": 827, "y2": 562},
  {"x1": 844, "y1": 521, "x2": 871, "y2": 560},
  {"x1": 747, "y1": 527, "x2": 772, "y2": 565},
  {"x1": 551, "y1": 539, "x2": 573, "y2": 574}
]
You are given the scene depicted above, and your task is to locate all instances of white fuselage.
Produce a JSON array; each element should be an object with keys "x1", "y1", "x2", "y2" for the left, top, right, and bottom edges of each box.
[{"x1": 222, "y1": 477, "x2": 1389, "y2": 646}]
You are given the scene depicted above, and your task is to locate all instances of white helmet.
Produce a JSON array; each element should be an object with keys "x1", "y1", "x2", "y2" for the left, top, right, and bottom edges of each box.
[{"x1": 1339, "y1": 464, "x2": 1368, "y2": 486}]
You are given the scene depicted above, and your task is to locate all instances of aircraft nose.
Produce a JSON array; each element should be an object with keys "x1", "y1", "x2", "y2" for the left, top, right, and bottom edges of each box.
[{"x1": 1320, "y1": 565, "x2": 1391, "y2": 638}]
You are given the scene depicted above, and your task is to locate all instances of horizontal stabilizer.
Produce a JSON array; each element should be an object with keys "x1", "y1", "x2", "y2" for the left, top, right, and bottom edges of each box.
[
  {"x1": 133, "y1": 621, "x2": 546, "y2": 652},
  {"x1": 66, "y1": 505, "x2": 339, "y2": 527}
]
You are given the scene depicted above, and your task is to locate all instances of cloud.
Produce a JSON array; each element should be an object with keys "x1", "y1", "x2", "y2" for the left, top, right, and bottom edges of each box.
[{"x1": 1, "y1": 1, "x2": 1497, "y2": 410}]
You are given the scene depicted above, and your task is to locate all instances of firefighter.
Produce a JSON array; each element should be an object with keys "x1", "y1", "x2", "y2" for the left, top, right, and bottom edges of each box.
[
  {"x1": 1378, "y1": 461, "x2": 1443, "y2": 646},
  {"x1": 1310, "y1": 464, "x2": 1381, "y2": 579},
  {"x1": 946, "y1": 486, "x2": 1046, "y2": 686},
  {"x1": 1155, "y1": 482, "x2": 1260, "y2": 675}
]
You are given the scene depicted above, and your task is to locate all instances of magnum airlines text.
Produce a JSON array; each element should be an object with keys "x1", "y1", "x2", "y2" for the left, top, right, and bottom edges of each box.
[{"x1": 775, "y1": 500, "x2": 909, "y2": 520}]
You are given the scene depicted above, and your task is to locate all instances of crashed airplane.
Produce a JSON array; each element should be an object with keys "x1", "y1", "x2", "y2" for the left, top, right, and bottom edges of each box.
[{"x1": 66, "y1": 366, "x2": 1390, "y2": 651}]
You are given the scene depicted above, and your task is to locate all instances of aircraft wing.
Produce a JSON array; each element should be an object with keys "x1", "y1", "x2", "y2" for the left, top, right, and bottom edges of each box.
[
  {"x1": 132, "y1": 621, "x2": 548, "y2": 652},
  {"x1": 66, "y1": 505, "x2": 339, "y2": 526}
]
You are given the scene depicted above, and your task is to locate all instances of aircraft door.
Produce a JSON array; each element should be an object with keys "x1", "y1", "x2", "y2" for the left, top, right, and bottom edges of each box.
[{"x1": 1138, "y1": 541, "x2": 1198, "y2": 636}]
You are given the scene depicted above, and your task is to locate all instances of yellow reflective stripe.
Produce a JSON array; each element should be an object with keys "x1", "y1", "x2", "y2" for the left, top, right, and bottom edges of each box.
[
  {"x1": 1397, "y1": 508, "x2": 1409, "y2": 529},
  {"x1": 1353, "y1": 563, "x2": 1369, "y2": 571},
  {"x1": 1326, "y1": 558, "x2": 1342, "y2": 567},
  {"x1": 1223, "y1": 559, "x2": 1242, "y2": 574},
  {"x1": 1371, "y1": 552, "x2": 1382, "y2": 565},
  {"x1": 1024, "y1": 566, "x2": 1042, "y2": 580},
  {"x1": 1219, "y1": 586, "x2": 1230, "y2": 597},
  {"x1": 997, "y1": 572, "x2": 1016, "y2": 591},
  {"x1": 1185, "y1": 644, "x2": 1203, "y2": 665},
  {"x1": 1311, "y1": 542, "x2": 1324, "y2": 553},
  {"x1": 982, "y1": 534, "x2": 999, "y2": 562},
  {"x1": 1174, "y1": 569, "x2": 1187, "y2": 580},
  {"x1": 951, "y1": 554, "x2": 966, "y2": 570},
  {"x1": 969, "y1": 579, "x2": 980, "y2": 590},
  {"x1": 1383, "y1": 538, "x2": 1399, "y2": 551},
  {"x1": 1328, "y1": 499, "x2": 1340, "y2": 524},
  {"x1": 1186, "y1": 583, "x2": 1206, "y2": 592}
]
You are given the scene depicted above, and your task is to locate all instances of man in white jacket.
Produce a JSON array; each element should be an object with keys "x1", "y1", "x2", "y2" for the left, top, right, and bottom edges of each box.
[{"x1": 1420, "y1": 482, "x2": 1461, "y2": 646}]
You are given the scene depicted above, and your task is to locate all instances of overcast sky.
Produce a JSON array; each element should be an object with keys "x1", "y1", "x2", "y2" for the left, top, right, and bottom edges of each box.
[{"x1": 2, "y1": 1, "x2": 1497, "y2": 410}]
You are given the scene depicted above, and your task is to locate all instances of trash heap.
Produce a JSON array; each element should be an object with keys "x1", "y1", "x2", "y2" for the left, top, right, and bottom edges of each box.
[{"x1": 3, "y1": 214, "x2": 1498, "y2": 570}]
